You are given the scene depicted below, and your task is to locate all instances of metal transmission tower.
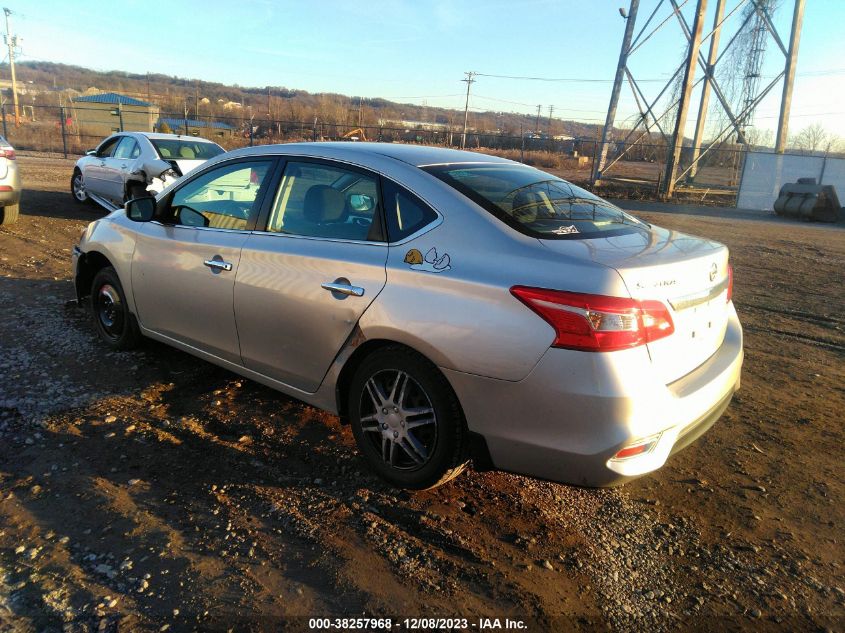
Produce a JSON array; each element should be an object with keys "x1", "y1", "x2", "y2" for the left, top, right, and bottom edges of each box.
[
  {"x1": 593, "y1": 0, "x2": 805, "y2": 198},
  {"x1": 737, "y1": 1, "x2": 774, "y2": 139}
]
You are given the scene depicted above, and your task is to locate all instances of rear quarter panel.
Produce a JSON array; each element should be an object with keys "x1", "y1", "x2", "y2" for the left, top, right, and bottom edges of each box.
[{"x1": 358, "y1": 171, "x2": 630, "y2": 382}]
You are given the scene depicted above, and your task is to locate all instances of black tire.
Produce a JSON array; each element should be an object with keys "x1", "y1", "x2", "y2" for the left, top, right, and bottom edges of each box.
[
  {"x1": 90, "y1": 267, "x2": 141, "y2": 350},
  {"x1": 71, "y1": 170, "x2": 91, "y2": 205},
  {"x1": 0, "y1": 202, "x2": 18, "y2": 226},
  {"x1": 349, "y1": 346, "x2": 469, "y2": 489}
]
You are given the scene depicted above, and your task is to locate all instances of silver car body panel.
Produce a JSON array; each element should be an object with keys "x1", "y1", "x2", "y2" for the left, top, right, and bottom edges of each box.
[
  {"x1": 74, "y1": 142, "x2": 744, "y2": 486},
  {"x1": 235, "y1": 233, "x2": 388, "y2": 392},
  {"x1": 131, "y1": 222, "x2": 248, "y2": 365},
  {"x1": 0, "y1": 136, "x2": 20, "y2": 206},
  {"x1": 443, "y1": 303, "x2": 742, "y2": 486}
]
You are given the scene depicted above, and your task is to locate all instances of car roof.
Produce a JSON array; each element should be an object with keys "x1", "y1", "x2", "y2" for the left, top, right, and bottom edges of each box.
[
  {"x1": 229, "y1": 142, "x2": 517, "y2": 168},
  {"x1": 125, "y1": 132, "x2": 219, "y2": 144}
]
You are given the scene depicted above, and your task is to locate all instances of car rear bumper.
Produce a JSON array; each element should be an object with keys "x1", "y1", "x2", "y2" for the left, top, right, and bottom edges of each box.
[
  {"x1": 0, "y1": 164, "x2": 20, "y2": 205},
  {"x1": 0, "y1": 186, "x2": 20, "y2": 206},
  {"x1": 443, "y1": 303, "x2": 743, "y2": 487}
]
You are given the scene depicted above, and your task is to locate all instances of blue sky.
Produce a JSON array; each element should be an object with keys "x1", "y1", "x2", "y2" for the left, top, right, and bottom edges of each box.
[{"x1": 10, "y1": 0, "x2": 845, "y2": 138}]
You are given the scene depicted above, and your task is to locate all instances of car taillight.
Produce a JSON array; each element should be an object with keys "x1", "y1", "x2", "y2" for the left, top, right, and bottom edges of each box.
[
  {"x1": 510, "y1": 286, "x2": 675, "y2": 352},
  {"x1": 612, "y1": 434, "x2": 661, "y2": 460},
  {"x1": 0, "y1": 148, "x2": 15, "y2": 160},
  {"x1": 726, "y1": 264, "x2": 733, "y2": 303}
]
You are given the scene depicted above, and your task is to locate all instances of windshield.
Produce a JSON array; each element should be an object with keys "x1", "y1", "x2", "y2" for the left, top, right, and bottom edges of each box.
[
  {"x1": 423, "y1": 163, "x2": 648, "y2": 239},
  {"x1": 151, "y1": 139, "x2": 225, "y2": 161}
]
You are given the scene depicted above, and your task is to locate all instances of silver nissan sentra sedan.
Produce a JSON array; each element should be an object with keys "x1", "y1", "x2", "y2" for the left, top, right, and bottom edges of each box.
[{"x1": 72, "y1": 142, "x2": 743, "y2": 489}]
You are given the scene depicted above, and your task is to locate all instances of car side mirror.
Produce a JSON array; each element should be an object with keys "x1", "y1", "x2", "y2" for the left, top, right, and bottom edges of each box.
[
  {"x1": 86, "y1": 149, "x2": 97, "y2": 156},
  {"x1": 126, "y1": 196, "x2": 156, "y2": 222}
]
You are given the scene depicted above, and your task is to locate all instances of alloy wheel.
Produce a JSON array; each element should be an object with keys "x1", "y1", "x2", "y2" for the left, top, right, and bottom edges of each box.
[
  {"x1": 72, "y1": 174, "x2": 87, "y2": 201},
  {"x1": 358, "y1": 369, "x2": 438, "y2": 470}
]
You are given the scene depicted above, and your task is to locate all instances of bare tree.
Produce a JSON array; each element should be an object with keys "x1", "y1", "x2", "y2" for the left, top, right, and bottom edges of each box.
[
  {"x1": 791, "y1": 123, "x2": 829, "y2": 152},
  {"x1": 823, "y1": 134, "x2": 843, "y2": 155},
  {"x1": 743, "y1": 127, "x2": 774, "y2": 149}
]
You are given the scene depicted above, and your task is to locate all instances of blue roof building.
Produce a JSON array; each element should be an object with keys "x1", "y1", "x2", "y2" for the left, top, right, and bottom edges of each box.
[{"x1": 71, "y1": 92, "x2": 160, "y2": 136}]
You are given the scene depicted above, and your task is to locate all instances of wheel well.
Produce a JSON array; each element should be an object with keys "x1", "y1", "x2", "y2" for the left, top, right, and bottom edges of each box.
[
  {"x1": 335, "y1": 339, "x2": 399, "y2": 425},
  {"x1": 75, "y1": 251, "x2": 113, "y2": 301},
  {"x1": 334, "y1": 339, "x2": 494, "y2": 470},
  {"x1": 125, "y1": 173, "x2": 147, "y2": 198}
]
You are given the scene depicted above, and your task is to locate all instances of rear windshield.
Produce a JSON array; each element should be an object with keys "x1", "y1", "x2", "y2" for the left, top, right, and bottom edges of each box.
[
  {"x1": 151, "y1": 139, "x2": 224, "y2": 161},
  {"x1": 423, "y1": 163, "x2": 647, "y2": 239}
]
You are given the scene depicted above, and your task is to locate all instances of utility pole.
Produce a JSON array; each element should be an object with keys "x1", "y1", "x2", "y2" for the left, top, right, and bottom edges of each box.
[
  {"x1": 688, "y1": 0, "x2": 726, "y2": 182},
  {"x1": 460, "y1": 71, "x2": 475, "y2": 149},
  {"x1": 535, "y1": 104, "x2": 542, "y2": 132},
  {"x1": 3, "y1": 8, "x2": 20, "y2": 127},
  {"x1": 594, "y1": 0, "x2": 639, "y2": 184},
  {"x1": 662, "y1": 0, "x2": 707, "y2": 198},
  {"x1": 775, "y1": 0, "x2": 805, "y2": 153},
  {"x1": 195, "y1": 83, "x2": 199, "y2": 118},
  {"x1": 547, "y1": 105, "x2": 554, "y2": 136},
  {"x1": 358, "y1": 97, "x2": 363, "y2": 127}
]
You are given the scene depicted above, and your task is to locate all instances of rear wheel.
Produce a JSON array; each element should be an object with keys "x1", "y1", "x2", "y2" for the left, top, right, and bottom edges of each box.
[
  {"x1": 71, "y1": 170, "x2": 90, "y2": 205},
  {"x1": 0, "y1": 202, "x2": 18, "y2": 225},
  {"x1": 349, "y1": 346, "x2": 469, "y2": 489},
  {"x1": 90, "y1": 267, "x2": 140, "y2": 350}
]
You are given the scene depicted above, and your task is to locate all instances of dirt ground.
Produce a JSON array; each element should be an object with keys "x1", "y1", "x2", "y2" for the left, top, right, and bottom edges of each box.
[{"x1": 0, "y1": 156, "x2": 843, "y2": 632}]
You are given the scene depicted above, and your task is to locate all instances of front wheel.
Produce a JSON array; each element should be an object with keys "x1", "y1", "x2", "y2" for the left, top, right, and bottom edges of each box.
[
  {"x1": 90, "y1": 267, "x2": 141, "y2": 350},
  {"x1": 71, "y1": 171, "x2": 90, "y2": 205},
  {"x1": 349, "y1": 346, "x2": 469, "y2": 489}
]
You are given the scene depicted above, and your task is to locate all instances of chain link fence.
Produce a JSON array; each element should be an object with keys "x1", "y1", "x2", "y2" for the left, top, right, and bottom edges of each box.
[{"x1": 5, "y1": 102, "x2": 832, "y2": 206}]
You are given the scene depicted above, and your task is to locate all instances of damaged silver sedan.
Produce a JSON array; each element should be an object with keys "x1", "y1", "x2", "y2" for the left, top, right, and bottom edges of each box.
[
  {"x1": 71, "y1": 132, "x2": 224, "y2": 211},
  {"x1": 72, "y1": 143, "x2": 743, "y2": 490}
]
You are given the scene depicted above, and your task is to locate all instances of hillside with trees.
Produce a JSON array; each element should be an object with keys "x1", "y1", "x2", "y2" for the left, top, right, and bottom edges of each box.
[{"x1": 8, "y1": 60, "x2": 601, "y2": 140}]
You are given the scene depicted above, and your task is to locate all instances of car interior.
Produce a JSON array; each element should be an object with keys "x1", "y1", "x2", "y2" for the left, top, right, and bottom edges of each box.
[{"x1": 267, "y1": 163, "x2": 378, "y2": 241}]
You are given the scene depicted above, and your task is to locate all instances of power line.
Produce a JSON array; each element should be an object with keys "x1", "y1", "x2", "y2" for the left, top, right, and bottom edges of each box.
[
  {"x1": 475, "y1": 71, "x2": 669, "y2": 83},
  {"x1": 473, "y1": 67, "x2": 843, "y2": 85},
  {"x1": 473, "y1": 93, "x2": 610, "y2": 113}
]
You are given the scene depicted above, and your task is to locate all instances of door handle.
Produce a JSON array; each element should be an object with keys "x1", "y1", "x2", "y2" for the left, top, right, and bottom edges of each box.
[
  {"x1": 321, "y1": 281, "x2": 365, "y2": 297},
  {"x1": 204, "y1": 259, "x2": 233, "y2": 272}
]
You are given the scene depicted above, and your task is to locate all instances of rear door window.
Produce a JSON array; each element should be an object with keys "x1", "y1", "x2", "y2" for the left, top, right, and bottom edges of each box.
[
  {"x1": 113, "y1": 137, "x2": 139, "y2": 160},
  {"x1": 265, "y1": 161, "x2": 383, "y2": 241}
]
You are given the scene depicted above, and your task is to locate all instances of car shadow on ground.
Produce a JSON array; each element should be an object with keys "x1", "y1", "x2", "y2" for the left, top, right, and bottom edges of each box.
[{"x1": 20, "y1": 188, "x2": 110, "y2": 222}]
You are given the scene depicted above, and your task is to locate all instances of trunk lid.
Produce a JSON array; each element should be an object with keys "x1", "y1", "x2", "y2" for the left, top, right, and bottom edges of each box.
[
  {"x1": 540, "y1": 225, "x2": 731, "y2": 383},
  {"x1": 173, "y1": 158, "x2": 207, "y2": 176}
]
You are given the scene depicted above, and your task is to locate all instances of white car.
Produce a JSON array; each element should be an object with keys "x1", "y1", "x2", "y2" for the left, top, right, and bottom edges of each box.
[
  {"x1": 0, "y1": 135, "x2": 20, "y2": 225},
  {"x1": 71, "y1": 132, "x2": 225, "y2": 211}
]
